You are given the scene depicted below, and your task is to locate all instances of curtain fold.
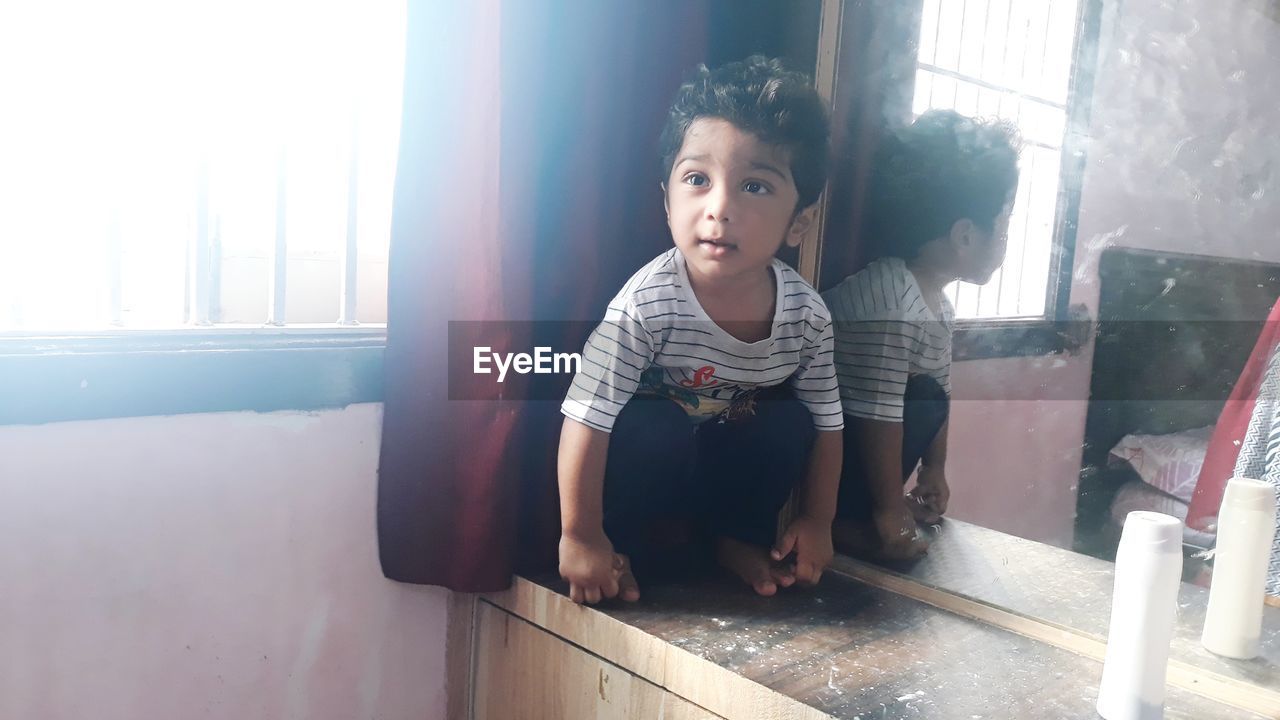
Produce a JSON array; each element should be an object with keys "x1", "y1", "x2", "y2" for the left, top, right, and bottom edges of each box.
[
  {"x1": 376, "y1": 0, "x2": 516, "y2": 591},
  {"x1": 377, "y1": 0, "x2": 708, "y2": 591}
]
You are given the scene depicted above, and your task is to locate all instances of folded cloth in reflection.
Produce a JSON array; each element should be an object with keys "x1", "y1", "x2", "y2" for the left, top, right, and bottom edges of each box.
[{"x1": 1110, "y1": 426, "x2": 1213, "y2": 503}]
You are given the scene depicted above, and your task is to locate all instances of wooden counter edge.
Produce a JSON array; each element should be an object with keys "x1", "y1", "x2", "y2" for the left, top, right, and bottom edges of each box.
[{"x1": 482, "y1": 577, "x2": 833, "y2": 720}]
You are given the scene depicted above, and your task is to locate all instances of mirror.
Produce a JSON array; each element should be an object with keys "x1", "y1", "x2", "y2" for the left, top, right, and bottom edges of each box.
[{"x1": 807, "y1": 0, "x2": 1280, "y2": 690}]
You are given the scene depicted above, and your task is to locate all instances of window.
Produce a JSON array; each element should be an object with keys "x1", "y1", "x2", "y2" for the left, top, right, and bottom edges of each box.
[
  {"x1": 912, "y1": 0, "x2": 1085, "y2": 321},
  {"x1": 0, "y1": 0, "x2": 407, "y2": 333},
  {"x1": 0, "y1": 1, "x2": 405, "y2": 424}
]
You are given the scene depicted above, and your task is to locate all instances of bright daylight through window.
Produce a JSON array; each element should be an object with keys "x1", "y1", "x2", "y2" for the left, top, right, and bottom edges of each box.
[
  {"x1": 913, "y1": 0, "x2": 1082, "y2": 320},
  {"x1": 0, "y1": 0, "x2": 406, "y2": 333}
]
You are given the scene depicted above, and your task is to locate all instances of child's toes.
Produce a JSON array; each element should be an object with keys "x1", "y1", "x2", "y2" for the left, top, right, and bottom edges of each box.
[
  {"x1": 738, "y1": 558, "x2": 780, "y2": 596},
  {"x1": 734, "y1": 557, "x2": 778, "y2": 596},
  {"x1": 753, "y1": 578, "x2": 778, "y2": 596},
  {"x1": 771, "y1": 566, "x2": 796, "y2": 588},
  {"x1": 716, "y1": 537, "x2": 793, "y2": 597},
  {"x1": 618, "y1": 574, "x2": 641, "y2": 602},
  {"x1": 616, "y1": 555, "x2": 641, "y2": 602}
]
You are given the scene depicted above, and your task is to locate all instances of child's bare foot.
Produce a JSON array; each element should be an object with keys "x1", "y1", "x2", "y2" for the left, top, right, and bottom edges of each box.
[
  {"x1": 832, "y1": 519, "x2": 930, "y2": 564},
  {"x1": 616, "y1": 554, "x2": 641, "y2": 602},
  {"x1": 716, "y1": 537, "x2": 795, "y2": 596},
  {"x1": 832, "y1": 518, "x2": 882, "y2": 559}
]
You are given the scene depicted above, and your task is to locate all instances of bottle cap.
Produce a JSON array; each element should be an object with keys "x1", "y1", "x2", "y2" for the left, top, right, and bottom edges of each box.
[
  {"x1": 1222, "y1": 477, "x2": 1277, "y2": 514},
  {"x1": 1120, "y1": 511, "x2": 1183, "y2": 550}
]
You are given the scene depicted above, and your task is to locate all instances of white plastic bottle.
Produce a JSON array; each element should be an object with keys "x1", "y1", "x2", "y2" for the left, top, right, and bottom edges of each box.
[
  {"x1": 1201, "y1": 477, "x2": 1278, "y2": 660},
  {"x1": 1097, "y1": 511, "x2": 1184, "y2": 720}
]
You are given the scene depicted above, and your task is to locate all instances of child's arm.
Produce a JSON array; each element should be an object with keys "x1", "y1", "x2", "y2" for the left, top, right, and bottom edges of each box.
[
  {"x1": 558, "y1": 292, "x2": 657, "y2": 604},
  {"x1": 849, "y1": 416, "x2": 930, "y2": 558},
  {"x1": 557, "y1": 417, "x2": 629, "y2": 605},
  {"x1": 778, "y1": 297, "x2": 848, "y2": 583},
  {"x1": 801, "y1": 430, "x2": 842, "y2": 521},
  {"x1": 910, "y1": 420, "x2": 950, "y2": 523},
  {"x1": 825, "y1": 295, "x2": 928, "y2": 557},
  {"x1": 923, "y1": 419, "x2": 947, "y2": 468},
  {"x1": 773, "y1": 429, "x2": 842, "y2": 584}
]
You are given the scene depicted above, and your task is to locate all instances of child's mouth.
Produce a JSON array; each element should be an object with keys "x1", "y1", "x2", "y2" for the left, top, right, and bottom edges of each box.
[{"x1": 697, "y1": 239, "x2": 736, "y2": 257}]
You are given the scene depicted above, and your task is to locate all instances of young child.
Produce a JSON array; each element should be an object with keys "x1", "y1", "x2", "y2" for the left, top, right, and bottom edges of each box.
[
  {"x1": 822, "y1": 110, "x2": 1020, "y2": 560},
  {"x1": 557, "y1": 56, "x2": 843, "y2": 604}
]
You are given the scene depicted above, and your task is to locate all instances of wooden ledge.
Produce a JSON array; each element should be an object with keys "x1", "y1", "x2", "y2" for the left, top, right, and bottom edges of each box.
[{"x1": 480, "y1": 571, "x2": 1257, "y2": 719}]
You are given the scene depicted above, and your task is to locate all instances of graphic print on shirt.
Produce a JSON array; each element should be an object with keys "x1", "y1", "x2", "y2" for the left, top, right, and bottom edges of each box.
[
  {"x1": 679, "y1": 365, "x2": 721, "y2": 388},
  {"x1": 638, "y1": 365, "x2": 765, "y2": 422}
]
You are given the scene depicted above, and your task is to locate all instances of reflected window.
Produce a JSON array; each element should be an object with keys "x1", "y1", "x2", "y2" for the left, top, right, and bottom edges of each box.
[{"x1": 913, "y1": 0, "x2": 1084, "y2": 320}]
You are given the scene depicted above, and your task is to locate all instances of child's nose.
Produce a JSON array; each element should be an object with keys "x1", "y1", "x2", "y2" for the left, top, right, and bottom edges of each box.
[{"x1": 704, "y1": 185, "x2": 733, "y2": 223}]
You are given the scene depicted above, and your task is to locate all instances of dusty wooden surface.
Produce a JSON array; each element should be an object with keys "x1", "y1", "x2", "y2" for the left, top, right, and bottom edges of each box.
[
  {"x1": 494, "y1": 571, "x2": 1260, "y2": 719},
  {"x1": 894, "y1": 519, "x2": 1280, "y2": 689},
  {"x1": 829, "y1": 555, "x2": 1280, "y2": 717},
  {"x1": 473, "y1": 602, "x2": 724, "y2": 720}
]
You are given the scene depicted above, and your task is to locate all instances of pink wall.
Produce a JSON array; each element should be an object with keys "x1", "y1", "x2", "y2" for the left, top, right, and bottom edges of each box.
[
  {"x1": 1066, "y1": 0, "x2": 1280, "y2": 316},
  {"x1": 0, "y1": 403, "x2": 448, "y2": 720},
  {"x1": 945, "y1": 0, "x2": 1280, "y2": 547},
  {"x1": 946, "y1": 357, "x2": 1092, "y2": 547}
]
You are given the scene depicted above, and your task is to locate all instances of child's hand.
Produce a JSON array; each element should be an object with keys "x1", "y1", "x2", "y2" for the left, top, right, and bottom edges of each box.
[
  {"x1": 908, "y1": 465, "x2": 950, "y2": 525},
  {"x1": 771, "y1": 514, "x2": 833, "y2": 586},
  {"x1": 874, "y1": 502, "x2": 929, "y2": 561},
  {"x1": 558, "y1": 531, "x2": 637, "y2": 604}
]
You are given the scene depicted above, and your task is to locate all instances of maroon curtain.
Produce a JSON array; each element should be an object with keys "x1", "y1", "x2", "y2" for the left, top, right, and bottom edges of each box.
[
  {"x1": 377, "y1": 0, "x2": 708, "y2": 591},
  {"x1": 817, "y1": 1, "x2": 921, "y2": 290}
]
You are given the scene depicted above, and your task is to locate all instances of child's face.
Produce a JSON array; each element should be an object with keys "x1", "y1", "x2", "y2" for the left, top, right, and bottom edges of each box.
[
  {"x1": 664, "y1": 118, "x2": 811, "y2": 286},
  {"x1": 957, "y1": 202, "x2": 1013, "y2": 285}
]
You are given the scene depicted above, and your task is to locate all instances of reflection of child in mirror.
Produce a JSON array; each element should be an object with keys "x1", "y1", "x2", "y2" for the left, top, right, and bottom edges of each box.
[
  {"x1": 556, "y1": 57, "x2": 845, "y2": 604},
  {"x1": 822, "y1": 110, "x2": 1021, "y2": 561}
]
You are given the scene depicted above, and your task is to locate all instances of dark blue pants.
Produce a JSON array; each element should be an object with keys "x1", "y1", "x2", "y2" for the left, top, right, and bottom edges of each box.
[
  {"x1": 836, "y1": 374, "x2": 951, "y2": 521},
  {"x1": 602, "y1": 387, "x2": 816, "y2": 576}
]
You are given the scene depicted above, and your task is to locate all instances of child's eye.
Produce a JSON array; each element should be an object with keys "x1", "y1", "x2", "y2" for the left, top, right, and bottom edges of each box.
[
  {"x1": 683, "y1": 173, "x2": 708, "y2": 187},
  {"x1": 743, "y1": 180, "x2": 770, "y2": 195}
]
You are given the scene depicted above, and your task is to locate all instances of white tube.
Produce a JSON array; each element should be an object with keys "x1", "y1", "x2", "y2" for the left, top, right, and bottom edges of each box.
[
  {"x1": 1202, "y1": 477, "x2": 1278, "y2": 659},
  {"x1": 1097, "y1": 511, "x2": 1183, "y2": 720}
]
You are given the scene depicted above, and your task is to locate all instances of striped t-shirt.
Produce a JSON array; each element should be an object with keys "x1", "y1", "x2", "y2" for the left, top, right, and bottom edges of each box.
[
  {"x1": 560, "y1": 248, "x2": 843, "y2": 433},
  {"x1": 822, "y1": 256, "x2": 954, "y2": 422}
]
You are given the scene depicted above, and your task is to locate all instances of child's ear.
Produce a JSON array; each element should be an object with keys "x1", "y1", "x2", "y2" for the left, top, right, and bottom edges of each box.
[
  {"x1": 949, "y1": 219, "x2": 975, "y2": 250},
  {"x1": 660, "y1": 182, "x2": 669, "y2": 218},
  {"x1": 784, "y1": 205, "x2": 817, "y2": 248}
]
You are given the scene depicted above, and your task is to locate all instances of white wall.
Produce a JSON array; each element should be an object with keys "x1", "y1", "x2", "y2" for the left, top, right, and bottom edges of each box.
[{"x1": 0, "y1": 403, "x2": 448, "y2": 720}]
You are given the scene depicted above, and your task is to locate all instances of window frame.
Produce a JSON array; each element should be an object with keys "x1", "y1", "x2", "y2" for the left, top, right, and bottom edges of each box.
[
  {"x1": 0, "y1": 328, "x2": 386, "y2": 426},
  {"x1": 934, "y1": 0, "x2": 1104, "y2": 360}
]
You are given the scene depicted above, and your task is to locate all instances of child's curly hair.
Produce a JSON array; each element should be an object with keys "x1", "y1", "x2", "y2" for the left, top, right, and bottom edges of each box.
[
  {"x1": 869, "y1": 110, "x2": 1022, "y2": 259},
  {"x1": 658, "y1": 55, "x2": 830, "y2": 209}
]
